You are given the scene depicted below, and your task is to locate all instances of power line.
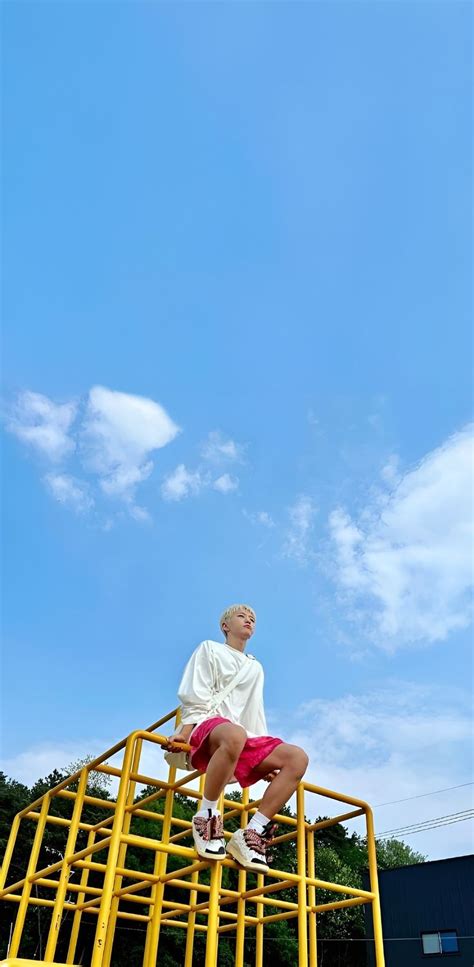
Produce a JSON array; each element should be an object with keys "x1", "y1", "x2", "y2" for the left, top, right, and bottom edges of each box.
[
  {"x1": 373, "y1": 781, "x2": 474, "y2": 808},
  {"x1": 377, "y1": 812, "x2": 474, "y2": 839},
  {"x1": 378, "y1": 808, "x2": 474, "y2": 836}
]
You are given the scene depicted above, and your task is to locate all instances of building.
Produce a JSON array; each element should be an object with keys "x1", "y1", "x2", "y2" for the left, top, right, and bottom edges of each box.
[{"x1": 364, "y1": 854, "x2": 474, "y2": 966}]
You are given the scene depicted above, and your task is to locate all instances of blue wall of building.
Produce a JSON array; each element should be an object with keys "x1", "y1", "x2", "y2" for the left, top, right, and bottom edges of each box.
[{"x1": 364, "y1": 854, "x2": 474, "y2": 967}]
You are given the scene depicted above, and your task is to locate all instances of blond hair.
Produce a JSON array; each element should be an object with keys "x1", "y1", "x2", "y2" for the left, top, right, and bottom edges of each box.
[{"x1": 219, "y1": 604, "x2": 256, "y2": 635}]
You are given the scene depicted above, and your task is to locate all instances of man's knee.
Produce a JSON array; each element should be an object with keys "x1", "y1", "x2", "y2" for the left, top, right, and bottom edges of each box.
[
  {"x1": 287, "y1": 745, "x2": 309, "y2": 779},
  {"x1": 220, "y1": 724, "x2": 247, "y2": 757}
]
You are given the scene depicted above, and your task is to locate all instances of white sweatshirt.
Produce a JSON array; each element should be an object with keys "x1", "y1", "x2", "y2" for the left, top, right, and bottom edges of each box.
[{"x1": 177, "y1": 639, "x2": 268, "y2": 737}]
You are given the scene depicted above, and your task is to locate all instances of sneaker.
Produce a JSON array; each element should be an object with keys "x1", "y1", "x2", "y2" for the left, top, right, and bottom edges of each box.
[
  {"x1": 226, "y1": 822, "x2": 276, "y2": 873},
  {"x1": 192, "y1": 810, "x2": 226, "y2": 860}
]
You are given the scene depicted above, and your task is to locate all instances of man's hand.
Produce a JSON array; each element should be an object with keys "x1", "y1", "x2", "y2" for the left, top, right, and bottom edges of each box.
[
  {"x1": 163, "y1": 728, "x2": 193, "y2": 752},
  {"x1": 262, "y1": 769, "x2": 280, "y2": 782}
]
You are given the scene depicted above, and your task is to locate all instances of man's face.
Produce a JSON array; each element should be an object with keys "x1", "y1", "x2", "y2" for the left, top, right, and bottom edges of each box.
[{"x1": 224, "y1": 609, "x2": 256, "y2": 640}]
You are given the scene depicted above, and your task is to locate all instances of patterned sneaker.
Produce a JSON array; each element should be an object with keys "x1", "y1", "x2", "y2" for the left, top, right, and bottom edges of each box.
[
  {"x1": 192, "y1": 810, "x2": 226, "y2": 860},
  {"x1": 226, "y1": 821, "x2": 276, "y2": 873}
]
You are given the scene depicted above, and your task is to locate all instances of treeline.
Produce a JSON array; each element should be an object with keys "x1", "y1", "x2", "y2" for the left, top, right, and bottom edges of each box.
[{"x1": 0, "y1": 771, "x2": 424, "y2": 966}]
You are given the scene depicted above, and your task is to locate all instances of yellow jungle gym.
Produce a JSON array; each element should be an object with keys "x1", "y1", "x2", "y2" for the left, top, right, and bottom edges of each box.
[{"x1": 0, "y1": 708, "x2": 385, "y2": 967}]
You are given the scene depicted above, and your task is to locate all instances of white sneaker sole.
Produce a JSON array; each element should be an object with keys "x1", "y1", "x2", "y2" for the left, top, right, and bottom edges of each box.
[
  {"x1": 193, "y1": 839, "x2": 226, "y2": 861},
  {"x1": 226, "y1": 839, "x2": 269, "y2": 873}
]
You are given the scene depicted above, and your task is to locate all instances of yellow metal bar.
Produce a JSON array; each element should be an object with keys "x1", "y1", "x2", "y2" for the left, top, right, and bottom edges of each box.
[
  {"x1": 0, "y1": 813, "x2": 21, "y2": 889},
  {"x1": 184, "y1": 868, "x2": 200, "y2": 967},
  {"x1": 184, "y1": 772, "x2": 205, "y2": 967},
  {"x1": 1, "y1": 960, "x2": 80, "y2": 966},
  {"x1": 66, "y1": 830, "x2": 97, "y2": 964},
  {"x1": 303, "y1": 780, "x2": 370, "y2": 811},
  {"x1": 313, "y1": 896, "x2": 368, "y2": 913},
  {"x1": 307, "y1": 830, "x2": 317, "y2": 967},
  {"x1": 56, "y1": 790, "x2": 116, "y2": 811},
  {"x1": 235, "y1": 786, "x2": 248, "y2": 967},
  {"x1": 212, "y1": 790, "x2": 226, "y2": 967},
  {"x1": 90, "y1": 732, "x2": 140, "y2": 967},
  {"x1": 160, "y1": 859, "x2": 207, "y2": 881},
  {"x1": 45, "y1": 768, "x2": 89, "y2": 961},
  {"x1": 261, "y1": 910, "x2": 299, "y2": 925},
  {"x1": 145, "y1": 707, "x2": 180, "y2": 732},
  {"x1": 242, "y1": 878, "x2": 294, "y2": 900},
  {"x1": 102, "y1": 737, "x2": 143, "y2": 967},
  {"x1": 8, "y1": 794, "x2": 51, "y2": 958},
  {"x1": 255, "y1": 872, "x2": 264, "y2": 967},
  {"x1": 143, "y1": 754, "x2": 178, "y2": 967},
  {"x1": 307, "y1": 808, "x2": 364, "y2": 831},
  {"x1": 1, "y1": 895, "x2": 76, "y2": 910},
  {"x1": 365, "y1": 806, "x2": 386, "y2": 967},
  {"x1": 296, "y1": 782, "x2": 308, "y2": 967},
  {"x1": 204, "y1": 858, "x2": 222, "y2": 967},
  {"x1": 25, "y1": 811, "x2": 111, "y2": 833}
]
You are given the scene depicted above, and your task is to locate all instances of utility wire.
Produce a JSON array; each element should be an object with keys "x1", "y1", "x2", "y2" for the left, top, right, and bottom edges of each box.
[
  {"x1": 373, "y1": 781, "x2": 473, "y2": 808},
  {"x1": 378, "y1": 808, "x2": 474, "y2": 836},
  {"x1": 377, "y1": 812, "x2": 474, "y2": 839}
]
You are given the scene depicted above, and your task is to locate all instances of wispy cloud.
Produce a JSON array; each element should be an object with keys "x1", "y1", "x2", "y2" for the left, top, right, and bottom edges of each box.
[
  {"x1": 328, "y1": 424, "x2": 473, "y2": 649},
  {"x1": 44, "y1": 473, "x2": 94, "y2": 514},
  {"x1": 213, "y1": 473, "x2": 239, "y2": 494},
  {"x1": 201, "y1": 430, "x2": 244, "y2": 464},
  {"x1": 244, "y1": 509, "x2": 275, "y2": 528},
  {"x1": 5, "y1": 391, "x2": 77, "y2": 462},
  {"x1": 161, "y1": 464, "x2": 206, "y2": 501},
  {"x1": 161, "y1": 466, "x2": 240, "y2": 500},
  {"x1": 284, "y1": 682, "x2": 473, "y2": 859},
  {"x1": 2, "y1": 739, "x2": 109, "y2": 789},
  {"x1": 282, "y1": 495, "x2": 317, "y2": 565}
]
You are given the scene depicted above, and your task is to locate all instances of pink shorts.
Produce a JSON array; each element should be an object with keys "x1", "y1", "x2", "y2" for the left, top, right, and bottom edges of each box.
[{"x1": 189, "y1": 716, "x2": 284, "y2": 789}]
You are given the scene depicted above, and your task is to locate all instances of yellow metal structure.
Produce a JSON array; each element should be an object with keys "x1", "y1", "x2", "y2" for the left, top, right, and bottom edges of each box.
[{"x1": 0, "y1": 708, "x2": 385, "y2": 966}]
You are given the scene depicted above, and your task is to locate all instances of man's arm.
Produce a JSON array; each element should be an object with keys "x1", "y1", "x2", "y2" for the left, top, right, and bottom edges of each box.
[{"x1": 177, "y1": 640, "x2": 215, "y2": 725}]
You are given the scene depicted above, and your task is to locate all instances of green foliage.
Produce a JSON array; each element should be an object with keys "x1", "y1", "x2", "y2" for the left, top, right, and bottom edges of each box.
[{"x1": 374, "y1": 836, "x2": 426, "y2": 869}]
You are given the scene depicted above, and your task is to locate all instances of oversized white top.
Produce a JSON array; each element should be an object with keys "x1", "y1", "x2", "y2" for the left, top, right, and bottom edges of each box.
[{"x1": 177, "y1": 639, "x2": 268, "y2": 737}]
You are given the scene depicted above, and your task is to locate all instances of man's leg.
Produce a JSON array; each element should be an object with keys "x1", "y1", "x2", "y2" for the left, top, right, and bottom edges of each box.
[
  {"x1": 192, "y1": 723, "x2": 247, "y2": 860},
  {"x1": 226, "y1": 743, "x2": 308, "y2": 872},
  {"x1": 201, "y1": 722, "x2": 247, "y2": 801},
  {"x1": 254, "y1": 742, "x2": 309, "y2": 818}
]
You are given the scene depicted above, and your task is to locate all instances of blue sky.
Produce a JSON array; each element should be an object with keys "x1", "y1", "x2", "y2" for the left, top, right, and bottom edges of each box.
[{"x1": 2, "y1": 2, "x2": 472, "y2": 861}]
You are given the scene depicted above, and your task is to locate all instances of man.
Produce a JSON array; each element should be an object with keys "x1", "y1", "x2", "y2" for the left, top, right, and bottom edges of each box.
[{"x1": 165, "y1": 604, "x2": 309, "y2": 872}]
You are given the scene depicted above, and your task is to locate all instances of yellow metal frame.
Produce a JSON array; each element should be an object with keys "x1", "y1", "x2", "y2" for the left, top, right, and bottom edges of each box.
[{"x1": 0, "y1": 708, "x2": 385, "y2": 966}]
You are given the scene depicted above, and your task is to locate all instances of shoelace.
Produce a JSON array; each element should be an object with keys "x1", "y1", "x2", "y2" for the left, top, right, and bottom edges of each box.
[
  {"x1": 244, "y1": 822, "x2": 278, "y2": 860},
  {"x1": 194, "y1": 814, "x2": 224, "y2": 843}
]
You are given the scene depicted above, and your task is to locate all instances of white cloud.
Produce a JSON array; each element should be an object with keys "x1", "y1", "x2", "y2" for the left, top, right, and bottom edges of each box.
[
  {"x1": 128, "y1": 504, "x2": 152, "y2": 523},
  {"x1": 44, "y1": 473, "x2": 94, "y2": 514},
  {"x1": 244, "y1": 510, "x2": 275, "y2": 528},
  {"x1": 213, "y1": 473, "x2": 239, "y2": 494},
  {"x1": 99, "y1": 461, "x2": 153, "y2": 498},
  {"x1": 6, "y1": 390, "x2": 77, "y2": 462},
  {"x1": 6, "y1": 386, "x2": 249, "y2": 521},
  {"x1": 82, "y1": 386, "x2": 180, "y2": 511},
  {"x1": 328, "y1": 424, "x2": 474, "y2": 648},
  {"x1": 284, "y1": 682, "x2": 473, "y2": 860},
  {"x1": 201, "y1": 431, "x2": 244, "y2": 463},
  {"x1": 162, "y1": 467, "x2": 239, "y2": 500},
  {"x1": 161, "y1": 464, "x2": 205, "y2": 501},
  {"x1": 2, "y1": 739, "x2": 108, "y2": 788},
  {"x1": 282, "y1": 495, "x2": 317, "y2": 564}
]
